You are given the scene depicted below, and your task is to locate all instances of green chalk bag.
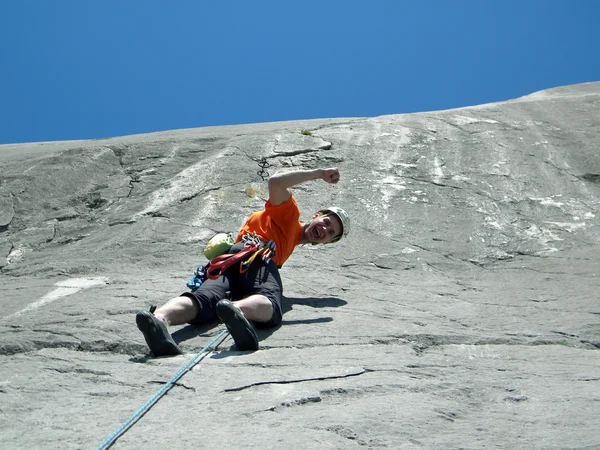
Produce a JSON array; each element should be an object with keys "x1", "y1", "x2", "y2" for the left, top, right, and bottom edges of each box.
[{"x1": 204, "y1": 233, "x2": 235, "y2": 260}]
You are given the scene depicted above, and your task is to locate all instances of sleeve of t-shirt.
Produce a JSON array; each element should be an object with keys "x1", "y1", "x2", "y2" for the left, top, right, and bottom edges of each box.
[{"x1": 264, "y1": 196, "x2": 300, "y2": 222}]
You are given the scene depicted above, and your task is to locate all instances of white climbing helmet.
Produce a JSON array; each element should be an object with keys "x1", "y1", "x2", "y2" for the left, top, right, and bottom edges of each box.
[{"x1": 319, "y1": 206, "x2": 350, "y2": 243}]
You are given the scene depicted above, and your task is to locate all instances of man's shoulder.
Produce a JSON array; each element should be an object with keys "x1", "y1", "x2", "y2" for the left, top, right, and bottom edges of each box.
[{"x1": 265, "y1": 195, "x2": 300, "y2": 213}]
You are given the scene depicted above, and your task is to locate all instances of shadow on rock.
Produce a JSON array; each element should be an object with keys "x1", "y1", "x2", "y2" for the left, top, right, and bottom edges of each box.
[
  {"x1": 170, "y1": 322, "x2": 222, "y2": 344},
  {"x1": 282, "y1": 296, "x2": 347, "y2": 314},
  {"x1": 254, "y1": 295, "x2": 347, "y2": 342}
]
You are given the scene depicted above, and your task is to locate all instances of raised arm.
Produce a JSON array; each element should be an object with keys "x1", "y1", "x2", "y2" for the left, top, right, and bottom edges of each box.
[{"x1": 268, "y1": 168, "x2": 340, "y2": 206}]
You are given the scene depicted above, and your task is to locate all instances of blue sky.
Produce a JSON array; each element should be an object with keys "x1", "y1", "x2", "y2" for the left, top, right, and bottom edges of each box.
[{"x1": 1, "y1": 1, "x2": 599, "y2": 145}]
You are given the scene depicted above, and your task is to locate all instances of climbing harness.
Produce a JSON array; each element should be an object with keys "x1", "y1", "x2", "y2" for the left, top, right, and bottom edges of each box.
[
  {"x1": 205, "y1": 244, "x2": 257, "y2": 279},
  {"x1": 186, "y1": 233, "x2": 276, "y2": 291},
  {"x1": 96, "y1": 329, "x2": 229, "y2": 450},
  {"x1": 205, "y1": 234, "x2": 276, "y2": 280}
]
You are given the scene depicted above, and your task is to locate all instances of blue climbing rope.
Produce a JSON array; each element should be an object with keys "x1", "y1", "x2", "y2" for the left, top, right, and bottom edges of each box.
[{"x1": 96, "y1": 329, "x2": 229, "y2": 450}]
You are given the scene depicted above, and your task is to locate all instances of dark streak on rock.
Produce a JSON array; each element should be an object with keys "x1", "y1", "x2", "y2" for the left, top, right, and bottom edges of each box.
[
  {"x1": 279, "y1": 396, "x2": 321, "y2": 408},
  {"x1": 504, "y1": 395, "x2": 528, "y2": 402},
  {"x1": 579, "y1": 173, "x2": 600, "y2": 184},
  {"x1": 108, "y1": 219, "x2": 137, "y2": 227}
]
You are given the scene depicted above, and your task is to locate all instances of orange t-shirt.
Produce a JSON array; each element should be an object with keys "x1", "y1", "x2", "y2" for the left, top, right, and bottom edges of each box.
[{"x1": 236, "y1": 196, "x2": 303, "y2": 266}]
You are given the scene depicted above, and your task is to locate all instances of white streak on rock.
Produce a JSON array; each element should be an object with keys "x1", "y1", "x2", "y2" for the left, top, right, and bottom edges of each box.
[
  {"x1": 453, "y1": 115, "x2": 499, "y2": 125},
  {"x1": 530, "y1": 197, "x2": 565, "y2": 208},
  {"x1": 137, "y1": 155, "x2": 221, "y2": 217},
  {"x1": 433, "y1": 157, "x2": 444, "y2": 183},
  {"x1": 544, "y1": 222, "x2": 586, "y2": 232},
  {"x1": 6, "y1": 246, "x2": 25, "y2": 264},
  {"x1": 7, "y1": 277, "x2": 109, "y2": 318},
  {"x1": 159, "y1": 144, "x2": 179, "y2": 165}
]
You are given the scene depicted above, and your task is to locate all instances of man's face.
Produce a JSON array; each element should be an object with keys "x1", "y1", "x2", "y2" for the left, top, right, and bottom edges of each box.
[{"x1": 305, "y1": 212, "x2": 342, "y2": 244}]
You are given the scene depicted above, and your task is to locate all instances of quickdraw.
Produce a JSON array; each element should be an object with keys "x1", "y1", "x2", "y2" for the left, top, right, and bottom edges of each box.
[
  {"x1": 186, "y1": 265, "x2": 207, "y2": 292},
  {"x1": 241, "y1": 232, "x2": 276, "y2": 268},
  {"x1": 256, "y1": 157, "x2": 270, "y2": 181}
]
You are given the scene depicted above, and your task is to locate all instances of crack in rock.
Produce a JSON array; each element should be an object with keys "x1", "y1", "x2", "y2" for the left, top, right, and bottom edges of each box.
[
  {"x1": 370, "y1": 263, "x2": 393, "y2": 270},
  {"x1": 0, "y1": 337, "x2": 147, "y2": 356},
  {"x1": 148, "y1": 380, "x2": 196, "y2": 391},
  {"x1": 397, "y1": 174, "x2": 463, "y2": 190},
  {"x1": 0, "y1": 194, "x2": 14, "y2": 232},
  {"x1": 45, "y1": 367, "x2": 111, "y2": 376},
  {"x1": 108, "y1": 145, "x2": 137, "y2": 197},
  {"x1": 393, "y1": 333, "x2": 598, "y2": 354},
  {"x1": 224, "y1": 368, "x2": 370, "y2": 392},
  {"x1": 180, "y1": 186, "x2": 221, "y2": 203},
  {"x1": 322, "y1": 424, "x2": 369, "y2": 446},
  {"x1": 309, "y1": 119, "x2": 365, "y2": 132},
  {"x1": 265, "y1": 333, "x2": 598, "y2": 354},
  {"x1": 264, "y1": 396, "x2": 322, "y2": 412},
  {"x1": 268, "y1": 148, "x2": 325, "y2": 159}
]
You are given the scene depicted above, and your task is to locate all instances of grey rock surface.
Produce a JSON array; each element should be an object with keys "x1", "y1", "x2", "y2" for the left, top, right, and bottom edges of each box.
[{"x1": 1, "y1": 82, "x2": 599, "y2": 449}]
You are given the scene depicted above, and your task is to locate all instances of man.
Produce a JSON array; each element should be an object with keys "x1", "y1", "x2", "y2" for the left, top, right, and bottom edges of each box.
[{"x1": 136, "y1": 167, "x2": 350, "y2": 355}]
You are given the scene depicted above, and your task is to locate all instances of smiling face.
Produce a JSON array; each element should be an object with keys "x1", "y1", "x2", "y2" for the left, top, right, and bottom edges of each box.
[{"x1": 303, "y1": 212, "x2": 343, "y2": 244}]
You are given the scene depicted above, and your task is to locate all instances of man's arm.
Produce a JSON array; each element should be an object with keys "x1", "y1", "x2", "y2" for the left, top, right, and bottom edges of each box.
[{"x1": 268, "y1": 168, "x2": 340, "y2": 206}]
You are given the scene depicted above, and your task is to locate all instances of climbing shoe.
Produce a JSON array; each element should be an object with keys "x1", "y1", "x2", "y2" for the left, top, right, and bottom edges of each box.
[
  {"x1": 136, "y1": 310, "x2": 182, "y2": 356},
  {"x1": 216, "y1": 299, "x2": 259, "y2": 351}
]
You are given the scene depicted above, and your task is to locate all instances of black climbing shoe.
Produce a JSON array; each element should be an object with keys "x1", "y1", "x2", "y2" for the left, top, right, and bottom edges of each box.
[
  {"x1": 216, "y1": 300, "x2": 259, "y2": 351},
  {"x1": 136, "y1": 310, "x2": 182, "y2": 356}
]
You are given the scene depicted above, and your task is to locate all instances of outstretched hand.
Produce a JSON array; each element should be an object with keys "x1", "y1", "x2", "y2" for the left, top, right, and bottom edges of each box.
[{"x1": 321, "y1": 168, "x2": 340, "y2": 184}]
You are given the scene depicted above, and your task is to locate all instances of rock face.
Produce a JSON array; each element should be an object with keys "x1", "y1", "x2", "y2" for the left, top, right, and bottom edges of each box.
[{"x1": 1, "y1": 83, "x2": 599, "y2": 449}]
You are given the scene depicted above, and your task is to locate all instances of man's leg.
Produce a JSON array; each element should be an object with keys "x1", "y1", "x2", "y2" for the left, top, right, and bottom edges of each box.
[
  {"x1": 215, "y1": 269, "x2": 282, "y2": 352},
  {"x1": 135, "y1": 299, "x2": 186, "y2": 357},
  {"x1": 214, "y1": 294, "x2": 272, "y2": 352},
  {"x1": 217, "y1": 258, "x2": 284, "y2": 350},
  {"x1": 137, "y1": 275, "x2": 231, "y2": 356},
  {"x1": 135, "y1": 295, "x2": 199, "y2": 356},
  {"x1": 154, "y1": 295, "x2": 200, "y2": 325}
]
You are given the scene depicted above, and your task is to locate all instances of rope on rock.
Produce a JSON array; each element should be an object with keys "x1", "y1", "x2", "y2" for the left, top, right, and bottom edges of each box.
[{"x1": 96, "y1": 329, "x2": 230, "y2": 450}]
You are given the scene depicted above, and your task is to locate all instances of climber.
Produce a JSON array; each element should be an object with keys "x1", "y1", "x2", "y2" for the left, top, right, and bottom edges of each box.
[{"x1": 136, "y1": 167, "x2": 350, "y2": 355}]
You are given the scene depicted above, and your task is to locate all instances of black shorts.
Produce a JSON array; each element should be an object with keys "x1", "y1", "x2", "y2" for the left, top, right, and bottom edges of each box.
[{"x1": 182, "y1": 242, "x2": 283, "y2": 328}]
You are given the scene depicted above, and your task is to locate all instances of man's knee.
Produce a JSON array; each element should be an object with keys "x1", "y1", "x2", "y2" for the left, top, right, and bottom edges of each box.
[
  {"x1": 155, "y1": 295, "x2": 199, "y2": 325},
  {"x1": 235, "y1": 294, "x2": 274, "y2": 323},
  {"x1": 255, "y1": 301, "x2": 282, "y2": 328},
  {"x1": 239, "y1": 294, "x2": 282, "y2": 328}
]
